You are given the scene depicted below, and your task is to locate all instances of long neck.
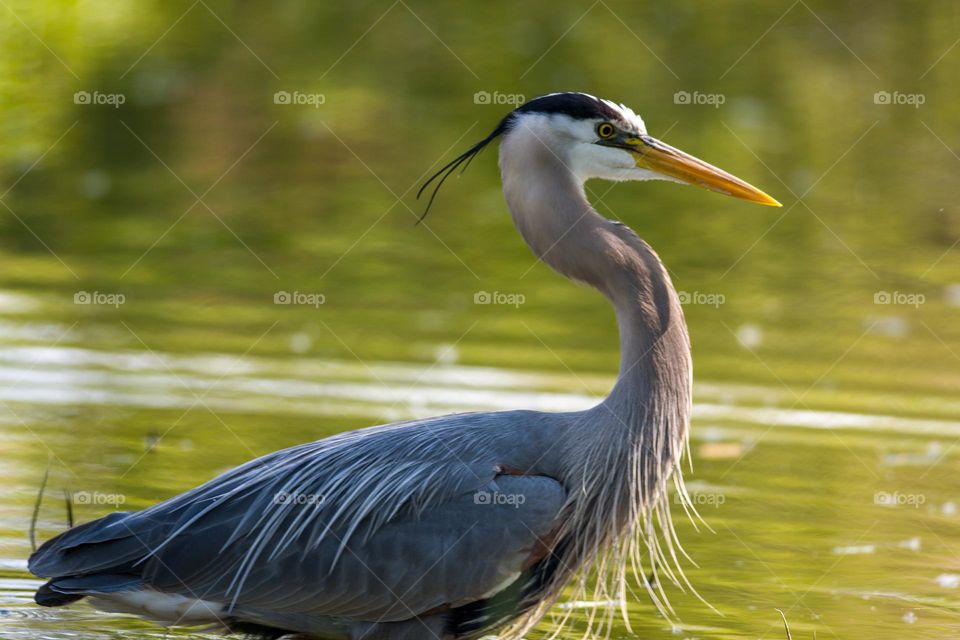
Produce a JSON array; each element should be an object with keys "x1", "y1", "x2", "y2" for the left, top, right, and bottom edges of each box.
[
  {"x1": 494, "y1": 122, "x2": 697, "y2": 634},
  {"x1": 499, "y1": 134, "x2": 692, "y2": 437}
]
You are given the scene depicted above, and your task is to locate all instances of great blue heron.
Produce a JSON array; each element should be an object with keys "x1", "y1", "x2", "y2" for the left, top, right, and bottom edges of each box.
[{"x1": 29, "y1": 92, "x2": 779, "y2": 639}]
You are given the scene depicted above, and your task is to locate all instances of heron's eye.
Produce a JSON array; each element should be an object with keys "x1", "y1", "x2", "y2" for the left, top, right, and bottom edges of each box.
[{"x1": 596, "y1": 122, "x2": 616, "y2": 140}]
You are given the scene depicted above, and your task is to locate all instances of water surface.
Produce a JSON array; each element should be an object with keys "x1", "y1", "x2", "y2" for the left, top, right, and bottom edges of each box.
[{"x1": 2, "y1": 1, "x2": 960, "y2": 638}]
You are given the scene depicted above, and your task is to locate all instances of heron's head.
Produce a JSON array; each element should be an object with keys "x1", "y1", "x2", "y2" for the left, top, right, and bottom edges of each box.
[{"x1": 419, "y1": 92, "x2": 779, "y2": 218}]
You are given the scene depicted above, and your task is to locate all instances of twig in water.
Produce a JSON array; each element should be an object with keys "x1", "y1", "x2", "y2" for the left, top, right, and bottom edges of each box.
[
  {"x1": 29, "y1": 459, "x2": 52, "y2": 552},
  {"x1": 776, "y1": 608, "x2": 792, "y2": 640},
  {"x1": 63, "y1": 488, "x2": 74, "y2": 528}
]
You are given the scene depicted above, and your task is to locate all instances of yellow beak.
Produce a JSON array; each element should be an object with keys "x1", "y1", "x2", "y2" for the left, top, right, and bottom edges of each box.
[{"x1": 626, "y1": 135, "x2": 781, "y2": 207}]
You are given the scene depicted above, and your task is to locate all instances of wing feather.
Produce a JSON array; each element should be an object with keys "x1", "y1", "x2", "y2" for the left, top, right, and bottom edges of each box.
[{"x1": 31, "y1": 411, "x2": 567, "y2": 623}]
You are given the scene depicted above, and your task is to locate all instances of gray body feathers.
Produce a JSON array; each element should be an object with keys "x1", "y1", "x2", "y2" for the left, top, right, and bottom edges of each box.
[{"x1": 31, "y1": 411, "x2": 571, "y2": 637}]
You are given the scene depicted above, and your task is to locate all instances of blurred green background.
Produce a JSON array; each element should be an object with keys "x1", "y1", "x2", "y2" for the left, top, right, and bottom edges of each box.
[{"x1": 1, "y1": 1, "x2": 960, "y2": 639}]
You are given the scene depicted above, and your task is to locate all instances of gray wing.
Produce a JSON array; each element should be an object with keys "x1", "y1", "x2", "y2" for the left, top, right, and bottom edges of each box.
[
  {"x1": 147, "y1": 474, "x2": 564, "y2": 621},
  {"x1": 30, "y1": 411, "x2": 567, "y2": 621}
]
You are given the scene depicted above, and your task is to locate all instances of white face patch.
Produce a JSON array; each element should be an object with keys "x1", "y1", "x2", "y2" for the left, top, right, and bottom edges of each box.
[{"x1": 506, "y1": 109, "x2": 661, "y2": 184}]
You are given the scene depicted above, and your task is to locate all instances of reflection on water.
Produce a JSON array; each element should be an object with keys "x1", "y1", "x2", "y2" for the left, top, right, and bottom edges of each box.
[
  {"x1": 2, "y1": 334, "x2": 960, "y2": 436},
  {"x1": 2, "y1": 0, "x2": 960, "y2": 638}
]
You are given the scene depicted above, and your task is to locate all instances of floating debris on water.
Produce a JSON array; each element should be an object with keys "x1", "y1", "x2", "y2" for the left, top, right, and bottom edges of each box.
[
  {"x1": 935, "y1": 573, "x2": 960, "y2": 588},
  {"x1": 945, "y1": 284, "x2": 960, "y2": 307},
  {"x1": 289, "y1": 332, "x2": 313, "y2": 354},
  {"x1": 144, "y1": 429, "x2": 160, "y2": 452},
  {"x1": 735, "y1": 323, "x2": 763, "y2": 349},
  {"x1": 902, "y1": 611, "x2": 917, "y2": 624},
  {"x1": 433, "y1": 343, "x2": 459, "y2": 365},
  {"x1": 897, "y1": 537, "x2": 921, "y2": 552},
  {"x1": 698, "y1": 441, "x2": 744, "y2": 460},
  {"x1": 865, "y1": 316, "x2": 909, "y2": 338},
  {"x1": 832, "y1": 544, "x2": 876, "y2": 555},
  {"x1": 832, "y1": 537, "x2": 919, "y2": 555}
]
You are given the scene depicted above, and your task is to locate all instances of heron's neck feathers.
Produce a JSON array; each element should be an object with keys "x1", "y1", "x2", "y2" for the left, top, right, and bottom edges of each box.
[{"x1": 498, "y1": 128, "x2": 691, "y2": 410}]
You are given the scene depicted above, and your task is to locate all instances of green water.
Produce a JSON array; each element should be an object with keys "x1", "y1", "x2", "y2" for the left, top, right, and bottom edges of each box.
[{"x1": 2, "y1": 1, "x2": 960, "y2": 638}]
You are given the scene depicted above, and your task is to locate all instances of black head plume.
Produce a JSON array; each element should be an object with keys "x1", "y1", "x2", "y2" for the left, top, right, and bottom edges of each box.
[
  {"x1": 415, "y1": 93, "x2": 625, "y2": 223},
  {"x1": 415, "y1": 117, "x2": 509, "y2": 224}
]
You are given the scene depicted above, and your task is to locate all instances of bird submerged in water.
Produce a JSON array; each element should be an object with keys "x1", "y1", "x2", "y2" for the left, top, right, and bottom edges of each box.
[{"x1": 29, "y1": 92, "x2": 779, "y2": 639}]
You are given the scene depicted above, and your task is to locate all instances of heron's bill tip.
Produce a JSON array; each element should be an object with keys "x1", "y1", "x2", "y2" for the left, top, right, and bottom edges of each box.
[{"x1": 743, "y1": 189, "x2": 782, "y2": 207}]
